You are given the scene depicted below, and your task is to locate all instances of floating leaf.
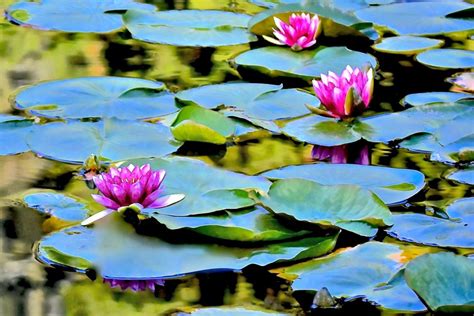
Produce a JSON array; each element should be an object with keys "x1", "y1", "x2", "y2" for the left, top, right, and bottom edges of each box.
[
  {"x1": 5, "y1": 0, "x2": 155, "y2": 32},
  {"x1": 355, "y1": 2, "x2": 474, "y2": 36},
  {"x1": 123, "y1": 9, "x2": 257, "y2": 46},
  {"x1": 446, "y1": 167, "x2": 474, "y2": 185},
  {"x1": 36, "y1": 214, "x2": 338, "y2": 279},
  {"x1": 278, "y1": 242, "x2": 426, "y2": 312},
  {"x1": 152, "y1": 206, "x2": 312, "y2": 242},
  {"x1": 373, "y1": 36, "x2": 444, "y2": 55},
  {"x1": 405, "y1": 252, "x2": 474, "y2": 312},
  {"x1": 23, "y1": 192, "x2": 89, "y2": 222},
  {"x1": 171, "y1": 106, "x2": 236, "y2": 144},
  {"x1": 416, "y1": 49, "x2": 474, "y2": 69},
  {"x1": 234, "y1": 46, "x2": 377, "y2": 79},
  {"x1": 13, "y1": 77, "x2": 177, "y2": 119},
  {"x1": 27, "y1": 119, "x2": 178, "y2": 164},
  {"x1": 401, "y1": 91, "x2": 473, "y2": 106},
  {"x1": 0, "y1": 118, "x2": 34, "y2": 156},
  {"x1": 262, "y1": 163, "x2": 424, "y2": 205},
  {"x1": 128, "y1": 156, "x2": 271, "y2": 216},
  {"x1": 261, "y1": 178, "x2": 392, "y2": 234}
]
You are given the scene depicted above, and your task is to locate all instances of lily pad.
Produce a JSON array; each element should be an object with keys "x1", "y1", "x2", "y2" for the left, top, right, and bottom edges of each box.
[
  {"x1": 171, "y1": 106, "x2": 236, "y2": 144},
  {"x1": 250, "y1": 0, "x2": 370, "y2": 12},
  {"x1": 128, "y1": 156, "x2": 271, "y2": 216},
  {"x1": 262, "y1": 163, "x2": 425, "y2": 205},
  {"x1": 355, "y1": 2, "x2": 474, "y2": 36},
  {"x1": 27, "y1": 119, "x2": 178, "y2": 164},
  {"x1": 5, "y1": 0, "x2": 155, "y2": 33},
  {"x1": 446, "y1": 167, "x2": 474, "y2": 185},
  {"x1": 152, "y1": 206, "x2": 312, "y2": 242},
  {"x1": 401, "y1": 91, "x2": 473, "y2": 106},
  {"x1": 123, "y1": 9, "x2": 257, "y2": 47},
  {"x1": 36, "y1": 214, "x2": 338, "y2": 279},
  {"x1": 388, "y1": 198, "x2": 474, "y2": 248},
  {"x1": 0, "y1": 117, "x2": 34, "y2": 156},
  {"x1": 278, "y1": 242, "x2": 426, "y2": 312},
  {"x1": 416, "y1": 49, "x2": 474, "y2": 69},
  {"x1": 23, "y1": 192, "x2": 89, "y2": 222},
  {"x1": 181, "y1": 307, "x2": 289, "y2": 315},
  {"x1": 234, "y1": 46, "x2": 377, "y2": 79},
  {"x1": 260, "y1": 178, "x2": 392, "y2": 235},
  {"x1": 176, "y1": 83, "x2": 317, "y2": 120},
  {"x1": 373, "y1": 36, "x2": 444, "y2": 55},
  {"x1": 13, "y1": 77, "x2": 178, "y2": 120},
  {"x1": 405, "y1": 252, "x2": 474, "y2": 312}
]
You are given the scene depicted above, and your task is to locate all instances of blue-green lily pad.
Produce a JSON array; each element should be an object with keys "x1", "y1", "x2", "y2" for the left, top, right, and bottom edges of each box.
[
  {"x1": 27, "y1": 119, "x2": 178, "y2": 164},
  {"x1": 446, "y1": 167, "x2": 474, "y2": 185},
  {"x1": 355, "y1": 2, "x2": 474, "y2": 36},
  {"x1": 123, "y1": 9, "x2": 257, "y2": 47},
  {"x1": 0, "y1": 117, "x2": 34, "y2": 156},
  {"x1": 250, "y1": 0, "x2": 370, "y2": 11},
  {"x1": 23, "y1": 192, "x2": 89, "y2": 222},
  {"x1": 373, "y1": 36, "x2": 444, "y2": 55},
  {"x1": 234, "y1": 46, "x2": 377, "y2": 79},
  {"x1": 13, "y1": 77, "x2": 177, "y2": 119},
  {"x1": 171, "y1": 106, "x2": 236, "y2": 145},
  {"x1": 277, "y1": 242, "x2": 426, "y2": 312},
  {"x1": 262, "y1": 163, "x2": 424, "y2": 205},
  {"x1": 388, "y1": 198, "x2": 474, "y2": 248},
  {"x1": 128, "y1": 156, "x2": 271, "y2": 216},
  {"x1": 36, "y1": 213, "x2": 338, "y2": 279},
  {"x1": 5, "y1": 0, "x2": 155, "y2": 33},
  {"x1": 416, "y1": 49, "x2": 474, "y2": 69},
  {"x1": 405, "y1": 252, "x2": 474, "y2": 312},
  {"x1": 260, "y1": 178, "x2": 392, "y2": 235},
  {"x1": 176, "y1": 82, "x2": 317, "y2": 120},
  {"x1": 152, "y1": 206, "x2": 312, "y2": 242},
  {"x1": 401, "y1": 92, "x2": 473, "y2": 106}
]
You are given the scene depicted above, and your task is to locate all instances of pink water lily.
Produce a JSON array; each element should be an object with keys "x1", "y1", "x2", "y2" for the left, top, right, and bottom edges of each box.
[
  {"x1": 264, "y1": 13, "x2": 321, "y2": 51},
  {"x1": 103, "y1": 278, "x2": 164, "y2": 292},
  {"x1": 81, "y1": 164, "x2": 185, "y2": 226},
  {"x1": 311, "y1": 66, "x2": 374, "y2": 119}
]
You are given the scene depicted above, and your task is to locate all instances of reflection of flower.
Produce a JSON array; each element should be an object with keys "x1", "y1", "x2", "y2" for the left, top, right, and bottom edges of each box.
[
  {"x1": 448, "y1": 72, "x2": 474, "y2": 93},
  {"x1": 104, "y1": 278, "x2": 164, "y2": 292},
  {"x1": 264, "y1": 13, "x2": 321, "y2": 51},
  {"x1": 81, "y1": 164, "x2": 185, "y2": 226},
  {"x1": 311, "y1": 66, "x2": 374, "y2": 119},
  {"x1": 312, "y1": 143, "x2": 370, "y2": 165}
]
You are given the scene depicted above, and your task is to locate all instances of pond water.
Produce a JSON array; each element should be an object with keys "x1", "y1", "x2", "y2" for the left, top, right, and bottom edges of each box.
[{"x1": 0, "y1": 0, "x2": 473, "y2": 315}]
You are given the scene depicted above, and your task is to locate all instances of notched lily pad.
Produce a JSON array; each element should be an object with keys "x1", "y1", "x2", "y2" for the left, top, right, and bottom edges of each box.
[
  {"x1": 5, "y1": 0, "x2": 155, "y2": 32},
  {"x1": 373, "y1": 36, "x2": 444, "y2": 55},
  {"x1": 13, "y1": 77, "x2": 178, "y2": 119},
  {"x1": 401, "y1": 92, "x2": 473, "y2": 107},
  {"x1": 416, "y1": 49, "x2": 474, "y2": 69},
  {"x1": 23, "y1": 192, "x2": 89, "y2": 222},
  {"x1": 123, "y1": 9, "x2": 257, "y2": 46}
]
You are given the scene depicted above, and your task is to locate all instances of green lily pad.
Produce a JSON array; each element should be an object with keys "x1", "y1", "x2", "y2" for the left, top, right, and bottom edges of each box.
[
  {"x1": 0, "y1": 118, "x2": 34, "y2": 156},
  {"x1": 250, "y1": 0, "x2": 370, "y2": 11},
  {"x1": 446, "y1": 167, "x2": 474, "y2": 185},
  {"x1": 27, "y1": 119, "x2": 178, "y2": 164},
  {"x1": 355, "y1": 2, "x2": 474, "y2": 36},
  {"x1": 123, "y1": 9, "x2": 257, "y2": 47},
  {"x1": 152, "y1": 206, "x2": 312, "y2": 242},
  {"x1": 260, "y1": 178, "x2": 392, "y2": 235},
  {"x1": 23, "y1": 192, "x2": 89, "y2": 222},
  {"x1": 279, "y1": 242, "x2": 426, "y2": 312},
  {"x1": 176, "y1": 83, "x2": 317, "y2": 120},
  {"x1": 401, "y1": 92, "x2": 473, "y2": 106},
  {"x1": 5, "y1": 0, "x2": 155, "y2": 33},
  {"x1": 262, "y1": 163, "x2": 425, "y2": 205},
  {"x1": 373, "y1": 36, "x2": 444, "y2": 55},
  {"x1": 13, "y1": 77, "x2": 178, "y2": 119},
  {"x1": 171, "y1": 106, "x2": 236, "y2": 145},
  {"x1": 36, "y1": 213, "x2": 338, "y2": 279},
  {"x1": 182, "y1": 307, "x2": 289, "y2": 315},
  {"x1": 234, "y1": 46, "x2": 377, "y2": 79},
  {"x1": 128, "y1": 156, "x2": 271, "y2": 216},
  {"x1": 388, "y1": 198, "x2": 474, "y2": 248},
  {"x1": 405, "y1": 252, "x2": 474, "y2": 312},
  {"x1": 416, "y1": 49, "x2": 474, "y2": 69}
]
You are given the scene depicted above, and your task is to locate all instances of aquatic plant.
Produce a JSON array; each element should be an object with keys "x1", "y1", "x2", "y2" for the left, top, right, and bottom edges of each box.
[{"x1": 103, "y1": 278, "x2": 164, "y2": 292}]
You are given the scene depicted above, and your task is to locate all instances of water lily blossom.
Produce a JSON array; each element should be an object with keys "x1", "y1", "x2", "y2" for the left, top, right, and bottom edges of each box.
[
  {"x1": 103, "y1": 278, "x2": 164, "y2": 292},
  {"x1": 264, "y1": 13, "x2": 321, "y2": 51},
  {"x1": 311, "y1": 66, "x2": 374, "y2": 119},
  {"x1": 81, "y1": 164, "x2": 185, "y2": 226}
]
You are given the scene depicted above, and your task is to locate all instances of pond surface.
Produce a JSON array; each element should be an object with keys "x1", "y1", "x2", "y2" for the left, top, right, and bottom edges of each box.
[{"x1": 0, "y1": 0, "x2": 473, "y2": 315}]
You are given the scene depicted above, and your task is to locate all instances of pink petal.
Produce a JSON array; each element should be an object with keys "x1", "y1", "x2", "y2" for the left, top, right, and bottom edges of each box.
[
  {"x1": 81, "y1": 209, "x2": 115, "y2": 226},
  {"x1": 147, "y1": 194, "x2": 186, "y2": 209},
  {"x1": 92, "y1": 194, "x2": 120, "y2": 210}
]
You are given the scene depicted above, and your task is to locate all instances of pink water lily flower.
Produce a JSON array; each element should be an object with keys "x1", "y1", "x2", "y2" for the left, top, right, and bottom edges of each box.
[
  {"x1": 311, "y1": 66, "x2": 374, "y2": 119},
  {"x1": 103, "y1": 278, "x2": 164, "y2": 292},
  {"x1": 81, "y1": 164, "x2": 185, "y2": 226},
  {"x1": 264, "y1": 13, "x2": 321, "y2": 51}
]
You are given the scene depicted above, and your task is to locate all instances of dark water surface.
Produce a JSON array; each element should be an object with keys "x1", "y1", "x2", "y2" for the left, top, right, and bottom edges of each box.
[{"x1": 1, "y1": 0, "x2": 472, "y2": 315}]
